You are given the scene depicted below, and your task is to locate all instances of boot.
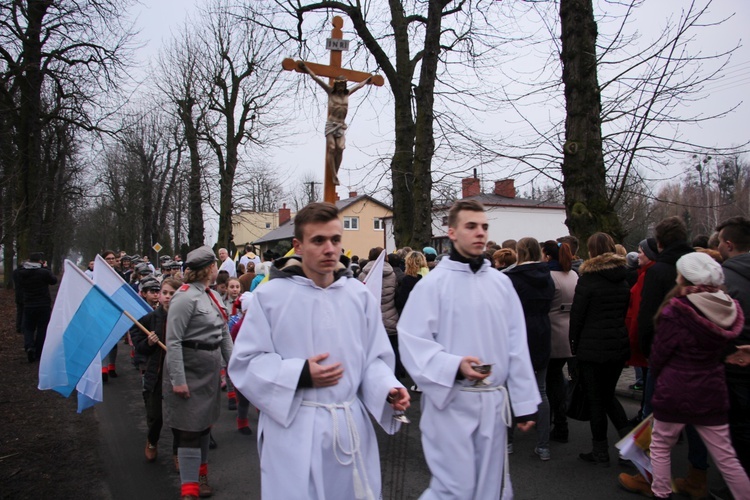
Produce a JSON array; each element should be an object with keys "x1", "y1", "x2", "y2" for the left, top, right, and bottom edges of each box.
[
  {"x1": 579, "y1": 439, "x2": 610, "y2": 466},
  {"x1": 145, "y1": 441, "x2": 157, "y2": 462},
  {"x1": 618, "y1": 472, "x2": 654, "y2": 497},
  {"x1": 199, "y1": 474, "x2": 213, "y2": 498},
  {"x1": 674, "y1": 464, "x2": 708, "y2": 500}
]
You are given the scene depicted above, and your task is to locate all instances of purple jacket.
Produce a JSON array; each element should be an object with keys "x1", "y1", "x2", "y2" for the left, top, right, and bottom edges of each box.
[{"x1": 651, "y1": 296, "x2": 744, "y2": 426}]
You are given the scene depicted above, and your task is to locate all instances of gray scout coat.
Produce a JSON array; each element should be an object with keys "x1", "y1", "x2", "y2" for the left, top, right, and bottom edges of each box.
[{"x1": 163, "y1": 282, "x2": 233, "y2": 431}]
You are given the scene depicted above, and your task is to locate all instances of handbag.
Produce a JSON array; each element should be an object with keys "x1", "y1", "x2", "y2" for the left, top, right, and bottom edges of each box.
[{"x1": 566, "y1": 369, "x2": 591, "y2": 421}]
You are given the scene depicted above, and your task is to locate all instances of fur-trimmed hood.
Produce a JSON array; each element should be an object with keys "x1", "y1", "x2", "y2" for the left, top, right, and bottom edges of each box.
[{"x1": 579, "y1": 252, "x2": 629, "y2": 282}]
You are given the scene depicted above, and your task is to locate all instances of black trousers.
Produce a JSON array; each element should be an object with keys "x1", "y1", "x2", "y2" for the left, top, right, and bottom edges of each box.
[
  {"x1": 143, "y1": 384, "x2": 163, "y2": 446},
  {"x1": 578, "y1": 360, "x2": 629, "y2": 442}
]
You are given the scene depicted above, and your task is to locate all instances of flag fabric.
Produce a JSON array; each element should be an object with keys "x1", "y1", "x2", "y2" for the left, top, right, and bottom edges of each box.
[
  {"x1": 38, "y1": 261, "x2": 125, "y2": 402},
  {"x1": 72, "y1": 254, "x2": 152, "y2": 412},
  {"x1": 93, "y1": 254, "x2": 151, "y2": 357},
  {"x1": 362, "y1": 249, "x2": 386, "y2": 302},
  {"x1": 616, "y1": 414, "x2": 654, "y2": 482}
]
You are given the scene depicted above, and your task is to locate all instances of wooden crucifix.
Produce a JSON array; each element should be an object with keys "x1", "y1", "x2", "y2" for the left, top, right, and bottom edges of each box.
[{"x1": 282, "y1": 16, "x2": 384, "y2": 204}]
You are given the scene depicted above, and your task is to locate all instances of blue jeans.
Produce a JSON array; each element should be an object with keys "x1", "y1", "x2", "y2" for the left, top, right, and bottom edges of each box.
[{"x1": 535, "y1": 368, "x2": 550, "y2": 449}]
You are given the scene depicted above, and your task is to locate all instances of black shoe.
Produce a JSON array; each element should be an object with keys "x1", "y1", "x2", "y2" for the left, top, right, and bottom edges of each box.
[
  {"x1": 228, "y1": 398, "x2": 237, "y2": 411},
  {"x1": 26, "y1": 349, "x2": 36, "y2": 363},
  {"x1": 108, "y1": 369, "x2": 118, "y2": 378},
  {"x1": 238, "y1": 426, "x2": 253, "y2": 436},
  {"x1": 209, "y1": 434, "x2": 217, "y2": 449},
  {"x1": 102, "y1": 371, "x2": 109, "y2": 383}
]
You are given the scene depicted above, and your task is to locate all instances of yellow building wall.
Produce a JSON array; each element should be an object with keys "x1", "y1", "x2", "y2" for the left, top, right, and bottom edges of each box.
[
  {"x1": 340, "y1": 198, "x2": 392, "y2": 259},
  {"x1": 232, "y1": 211, "x2": 290, "y2": 247}
]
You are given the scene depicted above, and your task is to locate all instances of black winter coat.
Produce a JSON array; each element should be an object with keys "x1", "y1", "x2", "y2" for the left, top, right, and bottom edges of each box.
[
  {"x1": 637, "y1": 242, "x2": 694, "y2": 358},
  {"x1": 395, "y1": 274, "x2": 421, "y2": 315},
  {"x1": 132, "y1": 306, "x2": 167, "y2": 393},
  {"x1": 569, "y1": 253, "x2": 630, "y2": 363},
  {"x1": 16, "y1": 264, "x2": 57, "y2": 308},
  {"x1": 506, "y1": 262, "x2": 555, "y2": 370},
  {"x1": 722, "y1": 253, "x2": 750, "y2": 384}
]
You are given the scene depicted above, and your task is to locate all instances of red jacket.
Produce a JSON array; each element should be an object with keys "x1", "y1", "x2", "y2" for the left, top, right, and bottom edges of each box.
[{"x1": 625, "y1": 261, "x2": 654, "y2": 367}]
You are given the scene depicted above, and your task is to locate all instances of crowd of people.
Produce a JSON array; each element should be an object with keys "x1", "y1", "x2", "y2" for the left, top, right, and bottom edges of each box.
[{"x1": 16, "y1": 201, "x2": 750, "y2": 499}]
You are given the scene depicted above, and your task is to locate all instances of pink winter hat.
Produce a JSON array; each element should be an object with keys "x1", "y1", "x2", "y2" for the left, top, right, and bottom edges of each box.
[{"x1": 676, "y1": 252, "x2": 724, "y2": 287}]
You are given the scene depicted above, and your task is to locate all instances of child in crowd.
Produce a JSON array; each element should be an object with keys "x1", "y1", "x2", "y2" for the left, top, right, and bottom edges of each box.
[{"x1": 649, "y1": 252, "x2": 750, "y2": 500}]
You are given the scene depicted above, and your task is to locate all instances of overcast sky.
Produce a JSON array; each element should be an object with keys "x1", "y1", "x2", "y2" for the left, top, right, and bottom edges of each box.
[{"x1": 128, "y1": 0, "x2": 750, "y2": 240}]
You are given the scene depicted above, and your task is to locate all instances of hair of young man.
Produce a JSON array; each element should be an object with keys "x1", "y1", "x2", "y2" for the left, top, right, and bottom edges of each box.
[
  {"x1": 655, "y1": 216, "x2": 688, "y2": 249},
  {"x1": 587, "y1": 232, "x2": 616, "y2": 258},
  {"x1": 447, "y1": 199, "x2": 485, "y2": 228},
  {"x1": 556, "y1": 236, "x2": 579, "y2": 256},
  {"x1": 717, "y1": 216, "x2": 750, "y2": 252},
  {"x1": 368, "y1": 247, "x2": 383, "y2": 261},
  {"x1": 102, "y1": 249, "x2": 116, "y2": 259},
  {"x1": 516, "y1": 237, "x2": 542, "y2": 264},
  {"x1": 501, "y1": 239, "x2": 517, "y2": 251},
  {"x1": 294, "y1": 202, "x2": 340, "y2": 241}
]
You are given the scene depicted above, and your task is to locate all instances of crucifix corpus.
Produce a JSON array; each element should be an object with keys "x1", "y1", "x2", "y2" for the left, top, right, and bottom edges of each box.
[{"x1": 282, "y1": 16, "x2": 384, "y2": 203}]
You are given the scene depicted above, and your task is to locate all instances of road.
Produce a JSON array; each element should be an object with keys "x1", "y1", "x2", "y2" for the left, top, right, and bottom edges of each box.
[{"x1": 95, "y1": 348, "x2": 727, "y2": 499}]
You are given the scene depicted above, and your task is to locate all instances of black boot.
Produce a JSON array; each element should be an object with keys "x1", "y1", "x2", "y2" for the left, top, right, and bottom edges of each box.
[{"x1": 579, "y1": 439, "x2": 610, "y2": 466}]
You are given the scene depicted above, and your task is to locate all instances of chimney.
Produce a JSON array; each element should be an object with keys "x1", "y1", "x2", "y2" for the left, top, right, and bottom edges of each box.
[
  {"x1": 349, "y1": 191, "x2": 358, "y2": 198},
  {"x1": 278, "y1": 203, "x2": 291, "y2": 225},
  {"x1": 462, "y1": 171, "x2": 481, "y2": 198},
  {"x1": 494, "y1": 179, "x2": 515, "y2": 198}
]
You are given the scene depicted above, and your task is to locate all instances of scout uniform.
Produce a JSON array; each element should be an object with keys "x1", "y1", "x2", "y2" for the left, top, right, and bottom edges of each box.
[{"x1": 162, "y1": 246, "x2": 233, "y2": 499}]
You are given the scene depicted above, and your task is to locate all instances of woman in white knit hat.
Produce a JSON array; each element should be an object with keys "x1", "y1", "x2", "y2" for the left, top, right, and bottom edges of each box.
[{"x1": 648, "y1": 252, "x2": 750, "y2": 500}]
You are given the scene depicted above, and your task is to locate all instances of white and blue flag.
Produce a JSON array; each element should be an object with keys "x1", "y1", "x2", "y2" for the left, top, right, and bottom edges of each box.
[
  {"x1": 71, "y1": 255, "x2": 152, "y2": 412},
  {"x1": 38, "y1": 261, "x2": 124, "y2": 402}
]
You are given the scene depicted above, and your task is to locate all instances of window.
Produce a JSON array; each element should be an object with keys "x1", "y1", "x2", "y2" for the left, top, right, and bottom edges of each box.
[
  {"x1": 343, "y1": 216, "x2": 359, "y2": 230},
  {"x1": 265, "y1": 222, "x2": 271, "y2": 229},
  {"x1": 373, "y1": 218, "x2": 384, "y2": 231},
  {"x1": 442, "y1": 216, "x2": 449, "y2": 226}
]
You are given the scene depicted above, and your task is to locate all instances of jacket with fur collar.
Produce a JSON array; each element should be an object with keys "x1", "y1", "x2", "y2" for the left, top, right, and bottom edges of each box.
[{"x1": 569, "y1": 253, "x2": 631, "y2": 363}]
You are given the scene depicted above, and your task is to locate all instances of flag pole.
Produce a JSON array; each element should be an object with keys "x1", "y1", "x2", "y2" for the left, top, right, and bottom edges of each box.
[{"x1": 123, "y1": 310, "x2": 167, "y2": 351}]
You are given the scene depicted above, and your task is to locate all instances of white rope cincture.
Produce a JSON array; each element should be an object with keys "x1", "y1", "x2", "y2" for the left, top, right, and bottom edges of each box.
[
  {"x1": 301, "y1": 398, "x2": 375, "y2": 500},
  {"x1": 460, "y1": 384, "x2": 513, "y2": 495}
]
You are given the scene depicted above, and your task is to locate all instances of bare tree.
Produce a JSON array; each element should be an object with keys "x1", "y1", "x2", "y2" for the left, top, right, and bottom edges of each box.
[
  {"x1": 486, "y1": 0, "x2": 741, "y2": 244},
  {"x1": 156, "y1": 28, "x2": 207, "y2": 249},
  {"x1": 194, "y1": 0, "x2": 288, "y2": 249},
  {"x1": 0, "y1": 0, "x2": 136, "y2": 279}
]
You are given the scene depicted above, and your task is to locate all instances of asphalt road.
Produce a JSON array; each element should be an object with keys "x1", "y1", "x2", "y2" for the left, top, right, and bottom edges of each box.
[{"x1": 96, "y1": 348, "x2": 728, "y2": 499}]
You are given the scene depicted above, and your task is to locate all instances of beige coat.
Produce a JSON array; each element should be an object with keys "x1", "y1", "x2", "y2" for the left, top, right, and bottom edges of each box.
[
  {"x1": 549, "y1": 270, "x2": 578, "y2": 359},
  {"x1": 359, "y1": 260, "x2": 399, "y2": 336}
]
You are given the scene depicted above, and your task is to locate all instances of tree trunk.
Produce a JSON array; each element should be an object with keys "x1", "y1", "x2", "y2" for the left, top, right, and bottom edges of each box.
[
  {"x1": 410, "y1": 0, "x2": 442, "y2": 249},
  {"x1": 178, "y1": 97, "x2": 205, "y2": 248},
  {"x1": 15, "y1": 0, "x2": 51, "y2": 260},
  {"x1": 559, "y1": 0, "x2": 623, "y2": 251},
  {"x1": 217, "y1": 143, "x2": 236, "y2": 250}
]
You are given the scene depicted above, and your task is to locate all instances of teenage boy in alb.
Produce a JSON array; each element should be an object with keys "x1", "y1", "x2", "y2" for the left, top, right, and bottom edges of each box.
[
  {"x1": 229, "y1": 202, "x2": 410, "y2": 499},
  {"x1": 398, "y1": 200, "x2": 540, "y2": 499}
]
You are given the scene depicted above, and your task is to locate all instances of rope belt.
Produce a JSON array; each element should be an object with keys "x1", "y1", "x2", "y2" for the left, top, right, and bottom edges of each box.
[
  {"x1": 459, "y1": 385, "x2": 513, "y2": 491},
  {"x1": 301, "y1": 398, "x2": 374, "y2": 500}
]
